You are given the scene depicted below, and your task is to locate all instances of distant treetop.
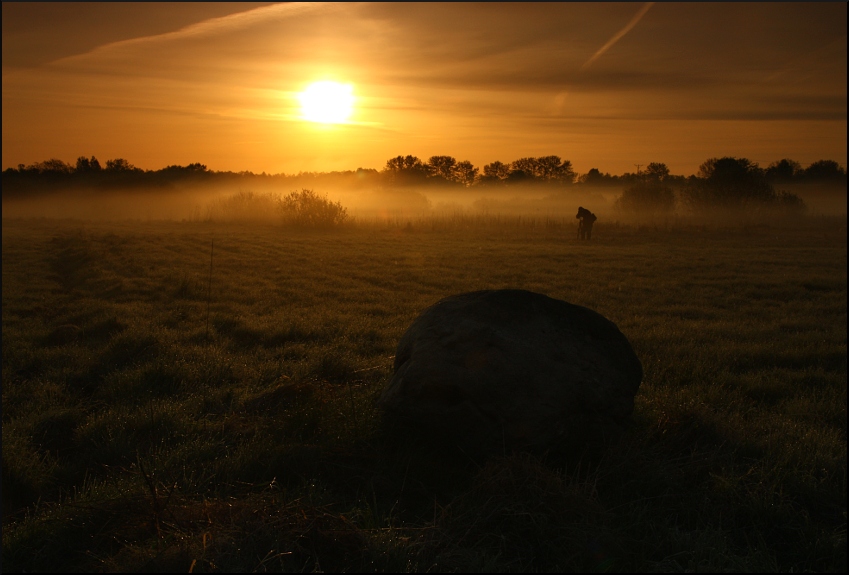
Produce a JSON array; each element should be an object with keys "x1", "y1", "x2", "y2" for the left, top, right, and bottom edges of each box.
[{"x1": 2, "y1": 153, "x2": 844, "y2": 198}]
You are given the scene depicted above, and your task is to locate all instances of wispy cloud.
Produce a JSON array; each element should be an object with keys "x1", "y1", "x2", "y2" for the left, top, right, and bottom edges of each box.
[
  {"x1": 582, "y1": 2, "x2": 654, "y2": 70},
  {"x1": 50, "y1": 2, "x2": 333, "y2": 66},
  {"x1": 2, "y1": 2, "x2": 844, "y2": 173}
]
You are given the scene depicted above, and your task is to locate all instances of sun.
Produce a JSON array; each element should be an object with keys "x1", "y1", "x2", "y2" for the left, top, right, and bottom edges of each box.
[{"x1": 298, "y1": 81, "x2": 354, "y2": 124}]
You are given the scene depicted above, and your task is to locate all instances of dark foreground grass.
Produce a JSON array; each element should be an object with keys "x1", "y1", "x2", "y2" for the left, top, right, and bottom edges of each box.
[{"x1": 2, "y1": 216, "x2": 846, "y2": 572}]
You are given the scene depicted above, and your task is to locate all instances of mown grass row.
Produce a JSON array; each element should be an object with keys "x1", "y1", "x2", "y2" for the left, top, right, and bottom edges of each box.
[{"x1": 2, "y1": 217, "x2": 846, "y2": 572}]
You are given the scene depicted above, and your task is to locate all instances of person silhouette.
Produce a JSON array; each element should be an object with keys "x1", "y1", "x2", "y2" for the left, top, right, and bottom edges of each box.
[{"x1": 576, "y1": 207, "x2": 597, "y2": 240}]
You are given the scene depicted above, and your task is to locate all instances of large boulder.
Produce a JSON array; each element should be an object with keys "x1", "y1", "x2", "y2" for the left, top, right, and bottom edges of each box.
[{"x1": 378, "y1": 290, "x2": 642, "y2": 455}]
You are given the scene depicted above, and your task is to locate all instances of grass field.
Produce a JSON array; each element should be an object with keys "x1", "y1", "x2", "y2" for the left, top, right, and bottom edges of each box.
[{"x1": 2, "y1": 215, "x2": 846, "y2": 572}]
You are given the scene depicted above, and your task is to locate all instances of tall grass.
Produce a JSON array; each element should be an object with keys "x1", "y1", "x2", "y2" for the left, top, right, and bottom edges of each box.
[{"x1": 2, "y1": 216, "x2": 846, "y2": 572}]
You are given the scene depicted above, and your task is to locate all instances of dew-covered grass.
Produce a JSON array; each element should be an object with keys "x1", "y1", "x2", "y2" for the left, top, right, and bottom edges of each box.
[{"x1": 2, "y1": 216, "x2": 845, "y2": 572}]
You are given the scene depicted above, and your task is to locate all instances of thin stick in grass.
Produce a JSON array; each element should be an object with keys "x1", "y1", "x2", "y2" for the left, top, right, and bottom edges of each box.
[{"x1": 205, "y1": 238, "x2": 214, "y2": 341}]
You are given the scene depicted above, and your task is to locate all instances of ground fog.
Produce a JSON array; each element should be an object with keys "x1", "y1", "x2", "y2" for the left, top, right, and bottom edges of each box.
[{"x1": 2, "y1": 178, "x2": 845, "y2": 225}]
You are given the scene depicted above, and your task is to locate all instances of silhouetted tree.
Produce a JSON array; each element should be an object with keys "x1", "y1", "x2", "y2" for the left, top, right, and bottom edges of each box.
[
  {"x1": 510, "y1": 157, "x2": 538, "y2": 179},
  {"x1": 765, "y1": 159, "x2": 802, "y2": 182},
  {"x1": 427, "y1": 155, "x2": 457, "y2": 181},
  {"x1": 384, "y1": 155, "x2": 425, "y2": 173},
  {"x1": 33, "y1": 159, "x2": 73, "y2": 174},
  {"x1": 683, "y1": 157, "x2": 773, "y2": 208},
  {"x1": 535, "y1": 156, "x2": 560, "y2": 180},
  {"x1": 506, "y1": 169, "x2": 532, "y2": 183},
  {"x1": 479, "y1": 161, "x2": 510, "y2": 185},
  {"x1": 581, "y1": 168, "x2": 604, "y2": 184},
  {"x1": 509, "y1": 156, "x2": 574, "y2": 183},
  {"x1": 75, "y1": 156, "x2": 102, "y2": 172},
  {"x1": 105, "y1": 158, "x2": 138, "y2": 172},
  {"x1": 483, "y1": 161, "x2": 510, "y2": 179},
  {"x1": 644, "y1": 162, "x2": 670, "y2": 181},
  {"x1": 619, "y1": 172, "x2": 646, "y2": 185},
  {"x1": 383, "y1": 155, "x2": 429, "y2": 186},
  {"x1": 538, "y1": 156, "x2": 575, "y2": 182},
  {"x1": 682, "y1": 156, "x2": 805, "y2": 214},
  {"x1": 803, "y1": 159, "x2": 846, "y2": 182},
  {"x1": 0, "y1": 158, "x2": 76, "y2": 196},
  {"x1": 559, "y1": 159, "x2": 576, "y2": 183},
  {"x1": 453, "y1": 160, "x2": 479, "y2": 187},
  {"x1": 579, "y1": 168, "x2": 620, "y2": 185},
  {"x1": 159, "y1": 163, "x2": 208, "y2": 175}
]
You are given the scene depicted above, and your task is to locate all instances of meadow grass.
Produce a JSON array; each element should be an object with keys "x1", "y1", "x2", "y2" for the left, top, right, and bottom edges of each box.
[{"x1": 2, "y1": 216, "x2": 846, "y2": 572}]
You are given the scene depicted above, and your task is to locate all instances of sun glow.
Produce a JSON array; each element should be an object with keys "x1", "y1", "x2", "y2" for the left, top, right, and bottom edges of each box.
[{"x1": 298, "y1": 81, "x2": 354, "y2": 124}]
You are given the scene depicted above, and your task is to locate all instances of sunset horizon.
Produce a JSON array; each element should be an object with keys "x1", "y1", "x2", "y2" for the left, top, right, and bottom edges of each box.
[{"x1": 3, "y1": 2, "x2": 846, "y2": 176}]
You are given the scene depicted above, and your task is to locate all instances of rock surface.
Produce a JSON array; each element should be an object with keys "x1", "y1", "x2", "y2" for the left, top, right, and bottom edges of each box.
[{"x1": 378, "y1": 290, "x2": 643, "y2": 455}]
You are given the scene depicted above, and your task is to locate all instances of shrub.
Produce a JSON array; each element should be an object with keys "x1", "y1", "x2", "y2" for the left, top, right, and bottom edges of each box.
[
  {"x1": 774, "y1": 190, "x2": 807, "y2": 215},
  {"x1": 278, "y1": 189, "x2": 348, "y2": 227},
  {"x1": 615, "y1": 180, "x2": 676, "y2": 215}
]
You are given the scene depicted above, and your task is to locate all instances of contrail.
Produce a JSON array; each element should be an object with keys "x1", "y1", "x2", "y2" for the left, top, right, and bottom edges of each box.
[
  {"x1": 582, "y1": 2, "x2": 654, "y2": 70},
  {"x1": 51, "y1": 3, "x2": 336, "y2": 65}
]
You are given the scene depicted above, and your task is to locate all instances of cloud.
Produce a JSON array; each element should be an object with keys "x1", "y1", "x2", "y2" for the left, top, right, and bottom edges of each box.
[
  {"x1": 582, "y1": 2, "x2": 654, "y2": 70},
  {"x1": 2, "y1": 2, "x2": 845, "y2": 173},
  {"x1": 66, "y1": 3, "x2": 333, "y2": 60},
  {"x1": 1, "y1": 3, "x2": 277, "y2": 68}
]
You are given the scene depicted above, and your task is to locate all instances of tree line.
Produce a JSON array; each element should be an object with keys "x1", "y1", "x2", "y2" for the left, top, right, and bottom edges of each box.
[
  {"x1": 381, "y1": 154, "x2": 578, "y2": 187},
  {"x1": 2, "y1": 153, "x2": 845, "y2": 206},
  {"x1": 614, "y1": 157, "x2": 845, "y2": 216}
]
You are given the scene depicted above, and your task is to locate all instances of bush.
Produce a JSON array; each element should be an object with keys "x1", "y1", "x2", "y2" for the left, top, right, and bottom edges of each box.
[
  {"x1": 278, "y1": 189, "x2": 348, "y2": 227},
  {"x1": 774, "y1": 191, "x2": 807, "y2": 215},
  {"x1": 615, "y1": 180, "x2": 675, "y2": 215}
]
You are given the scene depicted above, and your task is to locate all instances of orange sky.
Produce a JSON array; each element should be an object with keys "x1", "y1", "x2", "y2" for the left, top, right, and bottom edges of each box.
[{"x1": 2, "y1": 2, "x2": 846, "y2": 175}]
